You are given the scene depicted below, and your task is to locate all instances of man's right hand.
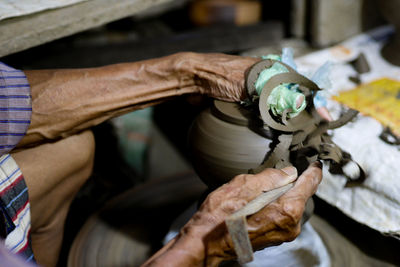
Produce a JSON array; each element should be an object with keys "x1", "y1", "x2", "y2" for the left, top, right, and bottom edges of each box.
[{"x1": 180, "y1": 162, "x2": 322, "y2": 266}]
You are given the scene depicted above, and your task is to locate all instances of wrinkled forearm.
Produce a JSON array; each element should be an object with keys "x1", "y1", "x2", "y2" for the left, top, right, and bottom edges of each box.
[
  {"x1": 19, "y1": 52, "x2": 200, "y2": 147},
  {"x1": 17, "y1": 52, "x2": 257, "y2": 147}
]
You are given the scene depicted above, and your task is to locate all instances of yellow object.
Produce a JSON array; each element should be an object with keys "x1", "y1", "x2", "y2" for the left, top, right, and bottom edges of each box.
[
  {"x1": 190, "y1": 0, "x2": 262, "y2": 26},
  {"x1": 334, "y1": 78, "x2": 400, "y2": 136}
]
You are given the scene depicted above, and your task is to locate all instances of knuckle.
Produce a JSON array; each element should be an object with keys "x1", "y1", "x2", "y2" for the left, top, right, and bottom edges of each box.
[
  {"x1": 202, "y1": 193, "x2": 220, "y2": 211},
  {"x1": 233, "y1": 173, "x2": 251, "y2": 183},
  {"x1": 221, "y1": 199, "x2": 247, "y2": 214},
  {"x1": 231, "y1": 174, "x2": 259, "y2": 192},
  {"x1": 285, "y1": 225, "x2": 301, "y2": 242},
  {"x1": 281, "y1": 201, "x2": 303, "y2": 226},
  {"x1": 202, "y1": 184, "x2": 249, "y2": 213},
  {"x1": 308, "y1": 168, "x2": 322, "y2": 185},
  {"x1": 314, "y1": 171, "x2": 323, "y2": 185}
]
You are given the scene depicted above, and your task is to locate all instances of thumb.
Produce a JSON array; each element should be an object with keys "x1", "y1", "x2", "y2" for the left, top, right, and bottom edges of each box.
[
  {"x1": 253, "y1": 166, "x2": 298, "y2": 193},
  {"x1": 281, "y1": 166, "x2": 298, "y2": 180}
]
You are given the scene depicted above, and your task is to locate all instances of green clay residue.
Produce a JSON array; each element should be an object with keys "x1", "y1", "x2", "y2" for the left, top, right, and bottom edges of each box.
[
  {"x1": 254, "y1": 62, "x2": 289, "y2": 95},
  {"x1": 267, "y1": 83, "x2": 306, "y2": 118},
  {"x1": 254, "y1": 59, "x2": 307, "y2": 119},
  {"x1": 261, "y1": 54, "x2": 282, "y2": 61}
]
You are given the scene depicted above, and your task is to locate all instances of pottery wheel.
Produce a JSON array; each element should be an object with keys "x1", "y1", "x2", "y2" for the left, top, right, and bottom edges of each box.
[{"x1": 67, "y1": 172, "x2": 207, "y2": 267}]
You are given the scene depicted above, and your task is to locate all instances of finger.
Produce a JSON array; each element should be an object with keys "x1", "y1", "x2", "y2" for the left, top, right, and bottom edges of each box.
[
  {"x1": 244, "y1": 163, "x2": 321, "y2": 244},
  {"x1": 214, "y1": 167, "x2": 298, "y2": 210},
  {"x1": 249, "y1": 224, "x2": 301, "y2": 251},
  {"x1": 226, "y1": 167, "x2": 297, "y2": 198},
  {"x1": 249, "y1": 162, "x2": 321, "y2": 224},
  {"x1": 281, "y1": 161, "x2": 323, "y2": 202},
  {"x1": 317, "y1": 107, "x2": 333, "y2": 121},
  {"x1": 251, "y1": 166, "x2": 298, "y2": 192}
]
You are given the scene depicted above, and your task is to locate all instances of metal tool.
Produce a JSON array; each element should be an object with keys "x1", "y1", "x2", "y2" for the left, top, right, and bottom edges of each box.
[{"x1": 225, "y1": 182, "x2": 294, "y2": 264}]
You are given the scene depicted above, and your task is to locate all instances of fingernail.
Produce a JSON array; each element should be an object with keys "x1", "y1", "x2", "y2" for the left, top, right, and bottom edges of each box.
[
  {"x1": 281, "y1": 166, "x2": 298, "y2": 179},
  {"x1": 296, "y1": 95, "x2": 304, "y2": 109},
  {"x1": 312, "y1": 160, "x2": 323, "y2": 169}
]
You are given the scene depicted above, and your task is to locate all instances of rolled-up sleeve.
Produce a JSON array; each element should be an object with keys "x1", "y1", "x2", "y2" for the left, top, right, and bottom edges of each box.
[{"x1": 0, "y1": 63, "x2": 31, "y2": 155}]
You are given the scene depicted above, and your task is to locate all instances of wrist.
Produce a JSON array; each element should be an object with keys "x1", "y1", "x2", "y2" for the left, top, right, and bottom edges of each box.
[
  {"x1": 166, "y1": 233, "x2": 205, "y2": 266},
  {"x1": 178, "y1": 221, "x2": 226, "y2": 266}
]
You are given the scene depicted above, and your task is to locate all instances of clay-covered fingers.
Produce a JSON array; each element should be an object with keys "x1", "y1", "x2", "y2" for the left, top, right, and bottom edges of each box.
[{"x1": 246, "y1": 162, "x2": 322, "y2": 250}]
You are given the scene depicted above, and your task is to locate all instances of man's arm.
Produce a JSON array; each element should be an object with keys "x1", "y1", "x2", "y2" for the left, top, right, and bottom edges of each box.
[
  {"x1": 20, "y1": 52, "x2": 258, "y2": 147},
  {"x1": 142, "y1": 162, "x2": 322, "y2": 267}
]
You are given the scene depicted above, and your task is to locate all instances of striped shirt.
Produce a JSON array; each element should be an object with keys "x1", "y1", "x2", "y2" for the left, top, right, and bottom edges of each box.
[
  {"x1": 0, "y1": 62, "x2": 31, "y2": 153},
  {"x1": 0, "y1": 62, "x2": 33, "y2": 262}
]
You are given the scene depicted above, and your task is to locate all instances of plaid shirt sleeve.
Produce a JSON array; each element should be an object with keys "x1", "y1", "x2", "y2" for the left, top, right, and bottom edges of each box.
[
  {"x1": 0, "y1": 62, "x2": 31, "y2": 155},
  {"x1": 0, "y1": 63, "x2": 34, "y2": 262}
]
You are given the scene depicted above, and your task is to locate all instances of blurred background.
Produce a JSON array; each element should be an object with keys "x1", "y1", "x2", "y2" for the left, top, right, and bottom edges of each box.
[{"x1": 1, "y1": 0, "x2": 399, "y2": 266}]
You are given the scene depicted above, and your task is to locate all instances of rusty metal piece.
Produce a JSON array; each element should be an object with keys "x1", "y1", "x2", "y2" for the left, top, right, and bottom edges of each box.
[{"x1": 225, "y1": 182, "x2": 294, "y2": 264}]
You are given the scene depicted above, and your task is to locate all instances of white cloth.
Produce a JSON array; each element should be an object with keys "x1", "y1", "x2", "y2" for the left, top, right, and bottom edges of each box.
[
  {"x1": 164, "y1": 204, "x2": 330, "y2": 267},
  {"x1": 296, "y1": 25, "x2": 400, "y2": 237},
  {"x1": 244, "y1": 222, "x2": 330, "y2": 267}
]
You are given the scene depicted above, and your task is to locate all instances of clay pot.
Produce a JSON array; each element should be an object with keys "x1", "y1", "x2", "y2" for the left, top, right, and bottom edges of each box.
[
  {"x1": 188, "y1": 100, "x2": 272, "y2": 188},
  {"x1": 377, "y1": 0, "x2": 400, "y2": 65}
]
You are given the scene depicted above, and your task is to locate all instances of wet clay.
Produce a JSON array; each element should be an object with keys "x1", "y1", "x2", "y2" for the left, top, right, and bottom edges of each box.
[
  {"x1": 189, "y1": 58, "x2": 366, "y2": 263},
  {"x1": 189, "y1": 59, "x2": 365, "y2": 263},
  {"x1": 189, "y1": 59, "x2": 363, "y2": 188},
  {"x1": 188, "y1": 100, "x2": 272, "y2": 188}
]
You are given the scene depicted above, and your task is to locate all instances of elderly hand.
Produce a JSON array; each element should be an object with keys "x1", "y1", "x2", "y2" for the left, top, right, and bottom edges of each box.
[
  {"x1": 174, "y1": 53, "x2": 333, "y2": 122},
  {"x1": 174, "y1": 52, "x2": 259, "y2": 102},
  {"x1": 178, "y1": 162, "x2": 322, "y2": 266}
]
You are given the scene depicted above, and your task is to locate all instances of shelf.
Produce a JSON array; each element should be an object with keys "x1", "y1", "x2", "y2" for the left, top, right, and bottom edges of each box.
[{"x1": 0, "y1": 0, "x2": 176, "y2": 58}]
